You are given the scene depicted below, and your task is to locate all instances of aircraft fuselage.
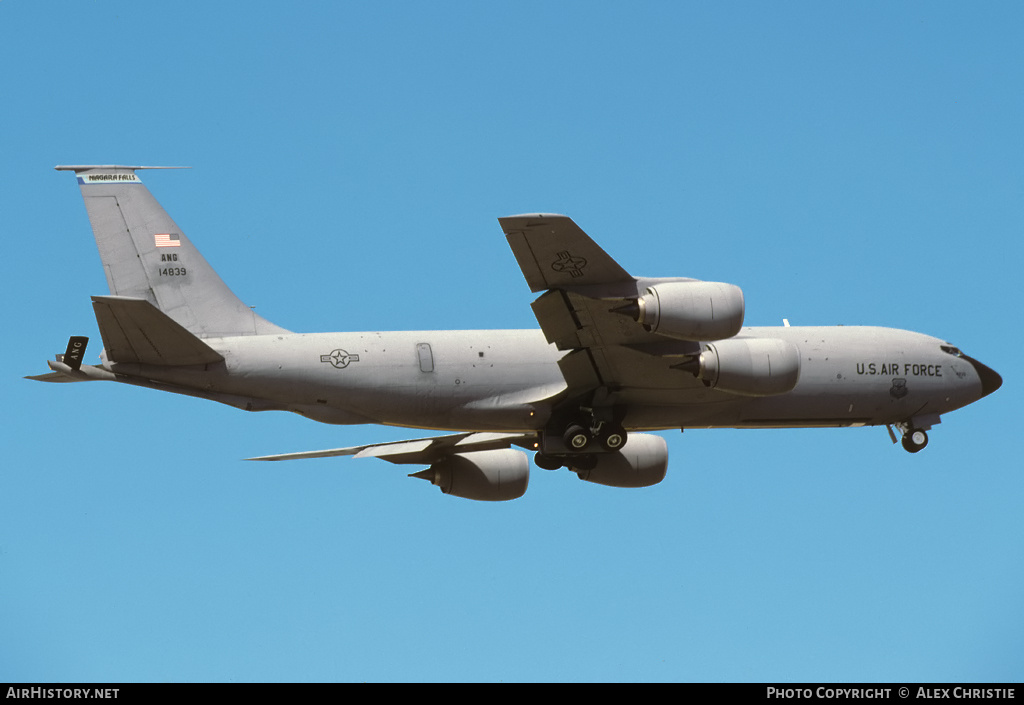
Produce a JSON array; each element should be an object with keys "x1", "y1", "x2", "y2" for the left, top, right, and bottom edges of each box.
[{"x1": 92, "y1": 324, "x2": 992, "y2": 435}]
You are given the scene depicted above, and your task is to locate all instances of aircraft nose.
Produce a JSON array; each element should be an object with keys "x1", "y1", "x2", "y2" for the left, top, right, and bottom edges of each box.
[{"x1": 964, "y1": 355, "x2": 1002, "y2": 398}]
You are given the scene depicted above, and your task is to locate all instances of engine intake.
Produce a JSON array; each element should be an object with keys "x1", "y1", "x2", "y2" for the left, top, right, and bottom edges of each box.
[
  {"x1": 688, "y1": 338, "x2": 801, "y2": 397},
  {"x1": 617, "y1": 281, "x2": 745, "y2": 341},
  {"x1": 411, "y1": 449, "x2": 529, "y2": 501}
]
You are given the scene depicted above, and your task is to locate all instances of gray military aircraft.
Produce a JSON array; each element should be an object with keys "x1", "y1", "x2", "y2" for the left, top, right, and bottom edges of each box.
[{"x1": 30, "y1": 165, "x2": 1002, "y2": 501}]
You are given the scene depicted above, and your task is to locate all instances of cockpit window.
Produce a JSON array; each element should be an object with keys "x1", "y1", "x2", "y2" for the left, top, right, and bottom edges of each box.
[{"x1": 940, "y1": 345, "x2": 963, "y2": 357}]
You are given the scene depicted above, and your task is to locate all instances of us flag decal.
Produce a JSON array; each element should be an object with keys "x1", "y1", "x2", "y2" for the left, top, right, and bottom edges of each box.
[{"x1": 154, "y1": 233, "x2": 181, "y2": 247}]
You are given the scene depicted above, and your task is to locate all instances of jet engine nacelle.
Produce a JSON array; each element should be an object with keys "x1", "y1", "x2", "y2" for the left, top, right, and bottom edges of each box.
[
  {"x1": 414, "y1": 449, "x2": 530, "y2": 501},
  {"x1": 693, "y1": 337, "x2": 801, "y2": 397},
  {"x1": 618, "y1": 281, "x2": 744, "y2": 342},
  {"x1": 572, "y1": 433, "x2": 668, "y2": 488}
]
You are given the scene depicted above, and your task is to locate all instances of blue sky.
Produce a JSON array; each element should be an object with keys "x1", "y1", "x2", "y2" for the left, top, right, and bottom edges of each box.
[{"x1": 2, "y1": 2, "x2": 1021, "y2": 682}]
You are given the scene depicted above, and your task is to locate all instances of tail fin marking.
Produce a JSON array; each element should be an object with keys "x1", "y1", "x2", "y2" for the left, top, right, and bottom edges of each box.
[{"x1": 56, "y1": 165, "x2": 289, "y2": 338}]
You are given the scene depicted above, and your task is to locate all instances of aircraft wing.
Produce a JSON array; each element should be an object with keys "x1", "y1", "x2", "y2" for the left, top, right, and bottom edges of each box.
[
  {"x1": 501, "y1": 213, "x2": 634, "y2": 292},
  {"x1": 246, "y1": 431, "x2": 537, "y2": 464},
  {"x1": 499, "y1": 214, "x2": 705, "y2": 400}
]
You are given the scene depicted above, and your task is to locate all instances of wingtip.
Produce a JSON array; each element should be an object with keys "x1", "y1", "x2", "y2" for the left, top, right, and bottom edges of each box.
[{"x1": 499, "y1": 212, "x2": 569, "y2": 220}]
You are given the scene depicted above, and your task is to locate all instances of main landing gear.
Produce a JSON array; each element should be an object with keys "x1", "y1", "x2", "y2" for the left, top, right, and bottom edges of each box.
[
  {"x1": 535, "y1": 417, "x2": 629, "y2": 471},
  {"x1": 562, "y1": 421, "x2": 628, "y2": 452}
]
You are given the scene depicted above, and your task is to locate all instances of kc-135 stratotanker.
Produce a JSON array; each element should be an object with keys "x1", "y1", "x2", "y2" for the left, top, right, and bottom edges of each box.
[{"x1": 30, "y1": 166, "x2": 1002, "y2": 501}]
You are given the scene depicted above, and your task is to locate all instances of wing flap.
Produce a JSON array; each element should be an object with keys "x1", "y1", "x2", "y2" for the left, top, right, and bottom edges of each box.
[
  {"x1": 556, "y1": 349, "x2": 604, "y2": 393},
  {"x1": 530, "y1": 290, "x2": 582, "y2": 348}
]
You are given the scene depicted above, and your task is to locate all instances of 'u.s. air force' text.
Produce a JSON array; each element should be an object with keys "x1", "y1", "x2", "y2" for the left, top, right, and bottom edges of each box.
[{"x1": 857, "y1": 362, "x2": 942, "y2": 377}]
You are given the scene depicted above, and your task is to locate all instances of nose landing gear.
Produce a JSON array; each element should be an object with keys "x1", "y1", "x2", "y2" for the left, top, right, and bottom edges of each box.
[
  {"x1": 888, "y1": 421, "x2": 932, "y2": 453},
  {"x1": 901, "y1": 428, "x2": 928, "y2": 453}
]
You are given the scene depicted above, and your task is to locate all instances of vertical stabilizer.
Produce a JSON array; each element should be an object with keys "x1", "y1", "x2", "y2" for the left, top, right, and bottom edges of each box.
[{"x1": 56, "y1": 165, "x2": 288, "y2": 337}]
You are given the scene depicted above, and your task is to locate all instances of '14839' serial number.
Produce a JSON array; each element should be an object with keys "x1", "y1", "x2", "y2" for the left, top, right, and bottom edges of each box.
[{"x1": 159, "y1": 267, "x2": 187, "y2": 276}]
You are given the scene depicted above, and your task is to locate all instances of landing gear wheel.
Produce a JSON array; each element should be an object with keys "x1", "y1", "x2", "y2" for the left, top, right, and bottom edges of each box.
[
  {"x1": 901, "y1": 429, "x2": 928, "y2": 453},
  {"x1": 598, "y1": 425, "x2": 628, "y2": 451},
  {"x1": 563, "y1": 423, "x2": 592, "y2": 451}
]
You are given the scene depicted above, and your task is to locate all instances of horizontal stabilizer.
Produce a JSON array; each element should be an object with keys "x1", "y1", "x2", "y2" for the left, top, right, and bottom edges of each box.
[
  {"x1": 246, "y1": 432, "x2": 534, "y2": 464},
  {"x1": 92, "y1": 295, "x2": 224, "y2": 366}
]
